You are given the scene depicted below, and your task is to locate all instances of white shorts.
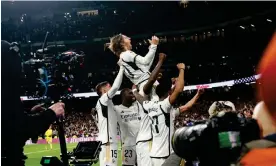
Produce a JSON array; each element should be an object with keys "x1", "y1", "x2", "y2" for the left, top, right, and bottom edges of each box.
[
  {"x1": 99, "y1": 143, "x2": 118, "y2": 166},
  {"x1": 151, "y1": 158, "x2": 166, "y2": 166},
  {"x1": 122, "y1": 145, "x2": 137, "y2": 166},
  {"x1": 136, "y1": 141, "x2": 152, "y2": 166},
  {"x1": 138, "y1": 81, "x2": 159, "y2": 101}
]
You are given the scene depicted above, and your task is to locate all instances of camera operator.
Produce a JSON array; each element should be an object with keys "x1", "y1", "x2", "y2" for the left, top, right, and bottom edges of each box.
[
  {"x1": 1, "y1": 40, "x2": 65, "y2": 166},
  {"x1": 235, "y1": 102, "x2": 276, "y2": 166},
  {"x1": 170, "y1": 101, "x2": 260, "y2": 166}
]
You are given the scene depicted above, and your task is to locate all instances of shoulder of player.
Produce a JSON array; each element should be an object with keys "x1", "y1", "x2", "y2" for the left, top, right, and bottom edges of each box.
[
  {"x1": 114, "y1": 104, "x2": 121, "y2": 110},
  {"x1": 120, "y1": 50, "x2": 136, "y2": 59},
  {"x1": 114, "y1": 104, "x2": 128, "y2": 111},
  {"x1": 122, "y1": 50, "x2": 134, "y2": 54},
  {"x1": 143, "y1": 100, "x2": 155, "y2": 105},
  {"x1": 160, "y1": 96, "x2": 171, "y2": 104}
]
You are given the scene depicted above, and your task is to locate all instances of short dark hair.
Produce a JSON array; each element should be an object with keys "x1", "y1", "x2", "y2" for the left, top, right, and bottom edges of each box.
[
  {"x1": 156, "y1": 80, "x2": 172, "y2": 98},
  {"x1": 109, "y1": 34, "x2": 125, "y2": 56},
  {"x1": 120, "y1": 88, "x2": 130, "y2": 100},
  {"x1": 95, "y1": 81, "x2": 109, "y2": 96}
]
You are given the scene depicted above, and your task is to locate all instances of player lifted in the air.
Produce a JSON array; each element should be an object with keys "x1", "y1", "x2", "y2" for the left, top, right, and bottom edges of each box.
[
  {"x1": 94, "y1": 65, "x2": 124, "y2": 166},
  {"x1": 108, "y1": 34, "x2": 160, "y2": 100},
  {"x1": 114, "y1": 53, "x2": 166, "y2": 166},
  {"x1": 44, "y1": 125, "x2": 53, "y2": 150}
]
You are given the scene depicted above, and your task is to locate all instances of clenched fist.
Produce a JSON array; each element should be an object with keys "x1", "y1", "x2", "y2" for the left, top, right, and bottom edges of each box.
[
  {"x1": 159, "y1": 53, "x2": 167, "y2": 61},
  {"x1": 49, "y1": 102, "x2": 65, "y2": 117},
  {"x1": 197, "y1": 88, "x2": 205, "y2": 95},
  {"x1": 177, "y1": 63, "x2": 185, "y2": 70}
]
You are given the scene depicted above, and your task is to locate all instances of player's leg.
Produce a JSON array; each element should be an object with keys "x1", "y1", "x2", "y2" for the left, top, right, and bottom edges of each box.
[
  {"x1": 49, "y1": 138, "x2": 53, "y2": 150},
  {"x1": 122, "y1": 146, "x2": 137, "y2": 166},
  {"x1": 99, "y1": 145, "x2": 106, "y2": 166},
  {"x1": 136, "y1": 141, "x2": 152, "y2": 166},
  {"x1": 100, "y1": 143, "x2": 118, "y2": 166},
  {"x1": 109, "y1": 142, "x2": 118, "y2": 166},
  {"x1": 142, "y1": 53, "x2": 165, "y2": 98},
  {"x1": 45, "y1": 138, "x2": 49, "y2": 150}
]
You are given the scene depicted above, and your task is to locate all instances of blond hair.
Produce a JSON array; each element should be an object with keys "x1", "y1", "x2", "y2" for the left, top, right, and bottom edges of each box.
[{"x1": 108, "y1": 34, "x2": 125, "y2": 56}]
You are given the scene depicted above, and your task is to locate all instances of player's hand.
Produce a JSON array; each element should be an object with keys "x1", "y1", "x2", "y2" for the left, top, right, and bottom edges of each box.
[
  {"x1": 31, "y1": 103, "x2": 46, "y2": 112},
  {"x1": 177, "y1": 63, "x2": 185, "y2": 70},
  {"x1": 159, "y1": 53, "x2": 166, "y2": 61},
  {"x1": 197, "y1": 87, "x2": 205, "y2": 95},
  {"x1": 148, "y1": 36, "x2": 159, "y2": 45},
  {"x1": 49, "y1": 102, "x2": 65, "y2": 117}
]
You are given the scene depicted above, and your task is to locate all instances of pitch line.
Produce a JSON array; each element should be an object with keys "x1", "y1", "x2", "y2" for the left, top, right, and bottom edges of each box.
[{"x1": 25, "y1": 145, "x2": 76, "y2": 154}]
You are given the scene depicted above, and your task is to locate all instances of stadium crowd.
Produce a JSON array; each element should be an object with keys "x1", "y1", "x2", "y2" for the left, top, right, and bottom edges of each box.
[{"x1": 64, "y1": 112, "x2": 98, "y2": 138}]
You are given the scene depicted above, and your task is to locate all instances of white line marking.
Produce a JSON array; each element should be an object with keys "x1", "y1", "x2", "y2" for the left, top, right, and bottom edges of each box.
[{"x1": 25, "y1": 146, "x2": 75, "y2": 154}]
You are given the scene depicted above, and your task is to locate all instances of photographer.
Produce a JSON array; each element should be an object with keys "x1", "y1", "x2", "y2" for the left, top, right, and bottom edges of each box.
[
  {"x1": 1, "y1": 40, "x2": 65, "y2": 166},
  {"x1": 171, "y1": 101, "x2": 260, "y2": 166}
]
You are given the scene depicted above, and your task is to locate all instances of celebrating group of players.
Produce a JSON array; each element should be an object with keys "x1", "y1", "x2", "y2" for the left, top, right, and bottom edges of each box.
[{"x1": 95, "y1": 34, "x2": 203, "y2": 166}]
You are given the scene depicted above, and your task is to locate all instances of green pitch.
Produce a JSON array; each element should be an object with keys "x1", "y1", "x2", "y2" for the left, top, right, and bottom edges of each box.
[{"x1": 24, "y1": 143, "x2": 122, "y2": 166}]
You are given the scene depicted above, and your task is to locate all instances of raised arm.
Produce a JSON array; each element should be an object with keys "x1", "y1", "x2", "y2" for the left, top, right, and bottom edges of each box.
[
  {"x1": 169, "y1": 63, "x2": 185, "y2": 105},
  {"x1": 135, "y1": 44, "x2": 157, "y2": 65},
  {"x1": 107, "y1": 66, "x2": 125, "y2": 98},
  {"x1": 179, "y1": 88, "x2": 204, "y2": 113},
  {"x1": 122, "y1": 36, "x2": 159, "y2": 65},
  {"x1": 143, "y1": 53, "x2": 166, "y2": 95},
  {"x1": 136, "y1": 36, "x2": 159, "y2": 65},
  {"x1": 133, "y1": 89, "x2": 149, "y2": 105}
]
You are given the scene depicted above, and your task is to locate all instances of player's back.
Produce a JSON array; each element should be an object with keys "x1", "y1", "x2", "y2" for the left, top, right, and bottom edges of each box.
[
  {"x1": 143, "y1": 98, "x2": 178, "y2": 158},
  {"x1": 136, "y1": 102, "x2": 152, "y2": 144},
  {"x1": 150, "y1": 103, "x2": 171, "y2": 158},
  {"x1": 120, "y1": 50, "x2": 151, "y2": 85},
  {"x1": 95, "y1": 93, "x2": 118, "y2": 144},
  {"x1": 114, "y1": 102, "x2": 141, "y2": 146}
]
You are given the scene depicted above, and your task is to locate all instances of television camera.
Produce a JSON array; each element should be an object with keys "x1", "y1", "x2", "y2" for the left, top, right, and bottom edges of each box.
[
  {"x1": 22, "y1": 32, "x2": 85, "y2": 101},
  {"x1": 171, "y1": 111, "x2": 260, "y2": 166},
  {"x1": 40, "y1": 118, "x2": 102, "y2": 166}
]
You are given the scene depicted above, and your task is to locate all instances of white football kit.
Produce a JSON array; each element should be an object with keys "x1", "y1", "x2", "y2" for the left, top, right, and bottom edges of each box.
[
  {"x1": 95, "y1": 67, "x2": 124, "y2": 166},
  {"x1": 120, "y1": 44, "x2": 159, "y2": 100},
  {"x1": 114, "y1": 102, "x2": 142, "y2": 166},
  {"x1": 142, "y1": 97, "x2": 180, "y2": 166},
  {"x1": 136, "y1": 102, "x2": 154, "y2": 166}
]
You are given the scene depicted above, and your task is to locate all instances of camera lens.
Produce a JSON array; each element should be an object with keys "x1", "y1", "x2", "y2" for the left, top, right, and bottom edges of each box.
[{"x1": 172, "y1": 124, "x2": 207, "y2": 160}]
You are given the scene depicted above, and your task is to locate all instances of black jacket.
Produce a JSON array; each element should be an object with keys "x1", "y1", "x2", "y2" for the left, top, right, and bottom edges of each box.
[{"x1": 1, "y1": 40, "x2": 57, "y2": 166}]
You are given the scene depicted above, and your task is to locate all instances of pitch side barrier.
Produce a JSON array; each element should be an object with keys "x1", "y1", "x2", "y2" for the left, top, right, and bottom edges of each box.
[{"x1": 20, "y1": 74, "x2": 260, "y2": 101}]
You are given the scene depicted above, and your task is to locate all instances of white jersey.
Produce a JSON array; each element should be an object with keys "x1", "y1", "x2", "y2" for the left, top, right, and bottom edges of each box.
[
  {"x1": 142, "y1": 97, "x2": 180, "y2": 158},
  {"x1": 120, "y1": 44, "x2": 157, "y2": 87},
  {"x1": 95, "y1": 93, "x2": 118, "y2": 144},
  {"x1": 136, "y1": 101, "x2": 153, "y2": 143},
  {"x1": 114, "y1": 102, "x2": 141, "y2": 147}
]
